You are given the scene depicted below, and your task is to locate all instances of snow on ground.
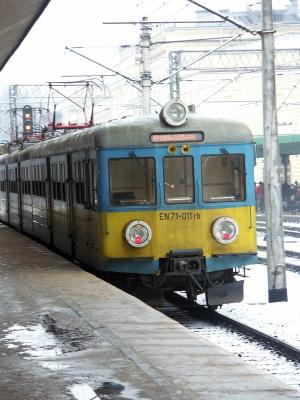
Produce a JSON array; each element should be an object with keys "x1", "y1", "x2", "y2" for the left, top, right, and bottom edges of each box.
[
  {"x1": 219, "y1": 216, "x2": 300, "y2": 349},
  {"x1": 196, "y1": 217, "x2": 300, "y2": 349},
  {"x1": 257, "y1": 230, "x2": 300, "y2": 255},
  {"x1": 218, "y1": 264, "x2": 300, "y2": 349}
]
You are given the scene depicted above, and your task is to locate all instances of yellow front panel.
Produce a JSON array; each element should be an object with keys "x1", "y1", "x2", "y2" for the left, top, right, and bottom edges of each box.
[{"x1": 99, "y1": 206, "x2": 257, "y2": 260}]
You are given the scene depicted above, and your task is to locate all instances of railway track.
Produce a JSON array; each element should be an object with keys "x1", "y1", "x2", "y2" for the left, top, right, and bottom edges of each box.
[
  {"x1": 256, "y1": 223, "x2": 300, "y2": 238},
  {"x1": 256, "y1": 215, "x2": 300, "y2": 272},
  {"x1": 258, "y1": 244, "x2": 300, "y2": 260},
  {"x1": 258, "y1": 256, "x2": 300, "y2": 274},
  {"x1": 256, "y1": 214, "x2": 300, "y2": 224},
  {"x1": 162, "y1": 292, "x2": 300, "y2": 364}
]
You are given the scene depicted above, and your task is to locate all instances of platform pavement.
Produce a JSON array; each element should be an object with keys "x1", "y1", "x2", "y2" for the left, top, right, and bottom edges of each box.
[{"x1": 0, "y1": 223, "x2": 299, "y2": 400}]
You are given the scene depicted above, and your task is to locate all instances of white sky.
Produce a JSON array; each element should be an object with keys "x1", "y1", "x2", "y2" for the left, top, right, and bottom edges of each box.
[{"x1": 0, "y1": 0, "x2": 292, "y2": 85}]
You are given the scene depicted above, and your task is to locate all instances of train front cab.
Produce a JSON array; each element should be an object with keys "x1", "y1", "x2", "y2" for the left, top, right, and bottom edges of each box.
[{"x1": 99, "y1": 101, "x2": 258, "y2": 307}]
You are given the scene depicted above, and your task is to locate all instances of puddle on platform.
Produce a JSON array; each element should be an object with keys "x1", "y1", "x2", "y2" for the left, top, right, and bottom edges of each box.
[
  {"x1": 2, "y1": 323, "x2": 64, "y2": 358},
  {"x1": 41, "y1": 313, "x2": 94, "y2": 353},
  {"x1": 95, "y1": 381, "x2": 125, "y2": 397},
  {"x1": 1, "y1": 314, "x2": 94, "y2": 370},
  {"x1": 70, "y1": 381, "x2": 142, "y2": 400},
  {"x1": 71, "y1": 384, "x2": 101, "y2": 400}
]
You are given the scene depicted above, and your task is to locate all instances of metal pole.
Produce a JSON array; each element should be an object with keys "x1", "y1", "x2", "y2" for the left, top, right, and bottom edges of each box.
[
  {"x1": 140, "y1": 17, "x2": 152, "y2": 115},
  {"x1": 169, "y1": 51, "x2": 181, "y2": 99},
  {"x1": 261, "y1": 0, "x2": 287, "y2": 302},
  {"x1": 9, "y1": 85, "x2": 18, "y2": 142}
]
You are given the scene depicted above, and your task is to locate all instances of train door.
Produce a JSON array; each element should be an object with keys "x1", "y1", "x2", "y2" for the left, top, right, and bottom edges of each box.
[
  {"x1": 20, "y1": 161, "x2": 33, "y2": 235},
  {"x1": 49, "y1": 155, "x2": 72, "y2": 255},
  {"x1": 86, "y1": 151, "x2": 99, "y2": 266},
  {"x1": 7, "y1": 163, "x2": 21, "y2": 229},
  {"x1": 71, "y1": 150, "x2": 98, "y2": 266},
  {"x1": 0, "y1": 164, "x2": 8, "y2": 223},
  {"x1": 32, "y1": 158, "x2": 51, "y2": 244}
]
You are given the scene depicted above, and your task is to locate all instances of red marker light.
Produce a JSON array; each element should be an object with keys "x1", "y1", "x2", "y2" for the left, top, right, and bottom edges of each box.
[
  {"x1": 223, "y1": 232, "x2": 230, "y2": 240},
  {"x1": 125, "y1": 220, "x2": 152, "y2": 248},
  {"x1": 135, "y1": 235, "x2": 142, "y2": 244}
]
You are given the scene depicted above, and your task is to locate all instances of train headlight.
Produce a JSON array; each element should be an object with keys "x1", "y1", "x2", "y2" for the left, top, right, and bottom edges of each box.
[
  {"x1": 124, "y1": 220, "x2": 152, "y2": 248},
  {"x1": 212, "y1": 217, "x2": 239, "y2": 244},
  {"x1": 160, "y1": 100, "x2": 189, "y2": 126}
]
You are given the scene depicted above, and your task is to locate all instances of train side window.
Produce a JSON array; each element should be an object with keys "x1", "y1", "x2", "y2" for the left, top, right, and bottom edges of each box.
[
  {"x1": 201, "y1": 154, "x2": 246, "y2": 202},
  {"x1": 163, "y1": 157, "x2": 194, "y2": 204},
  {"x1": 26, "y1": 165, "x2": 31, "y2": 195},
  {"x1": 21, "y1": 167, "x2": 25, "y2": 194},
  {"x1": 87, "y1": 158, "x2": 97, "y2": 208},
  {"x1": 41, "y1": 164, "x2": 46, "y2": 197},
  {"x1": 51, "y1": 162, "x2": 66, "y2": 202},
  {"x1": 0, "y1": 169, "x2": 6, "y2": 192},
  {"x1": 109, "y1": 158, "x2": 156, "y2": 206},
  {"x1": 8, "y1": 168, "x2": 17, "y2": 193},
  {"x1": 74, "y1": 160, "x2": 86, "y2": 205}
]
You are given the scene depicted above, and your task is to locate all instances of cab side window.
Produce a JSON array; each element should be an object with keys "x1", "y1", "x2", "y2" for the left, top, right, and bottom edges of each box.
[{"x1": 201, "y1": 154, "x2": 245, "y2": 202}]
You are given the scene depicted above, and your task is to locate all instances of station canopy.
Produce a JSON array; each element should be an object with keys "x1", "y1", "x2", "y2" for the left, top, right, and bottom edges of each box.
[
  {"x1": 0, "y1": 0, "x2": 51, "y2": 71},
  {"x1": 254, "y1": 134, "x2": 300, "y2": 157}
]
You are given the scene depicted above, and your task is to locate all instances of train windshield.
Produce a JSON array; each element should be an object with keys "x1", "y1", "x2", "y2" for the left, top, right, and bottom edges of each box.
[
  {"x1": 201, "y1": 154, "x2": 245, "y2": 202},
  {"x1": 109, "y1": 158, "x2": 156, "y2": 205},
  {"x1": 163, "y1": 157, "x2": 194, "y2": 204}
]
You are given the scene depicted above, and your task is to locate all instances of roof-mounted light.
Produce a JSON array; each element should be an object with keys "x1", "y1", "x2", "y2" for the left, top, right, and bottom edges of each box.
[{"x1": 160, "y1": 100, "x2": 189, "y2": 127}]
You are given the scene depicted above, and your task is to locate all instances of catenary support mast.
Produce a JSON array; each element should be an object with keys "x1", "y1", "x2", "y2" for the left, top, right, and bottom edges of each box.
[
  {"x1": 261, "y1": 0, "x2": 287, "y2": 302},
  {"x1": 140, "y1": 17, "x2": 152, "y2": 115}
]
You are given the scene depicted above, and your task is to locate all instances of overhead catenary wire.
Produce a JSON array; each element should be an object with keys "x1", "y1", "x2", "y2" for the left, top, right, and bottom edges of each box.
[
  {"x1": 277, "y1": 78, "x2": 300, "y2": 111},
  {"x1": 151, "y1": 36, "x2": 236, "y2": 45},
  {"x1": 186, "y1": 0, "x2": 259, "y2": 35},
  {"x1": 65, "y1": 46, "x2": 162, "y2": 108},
  {"x1": 195, "y1": 69, "x2": 263, "y2": 108},
  {"x1": 196, "y1": 73, "x2": 243, "y2": 108},
  {"x1": 65, "y1": 46, "x2": 138, "y2": 84}
]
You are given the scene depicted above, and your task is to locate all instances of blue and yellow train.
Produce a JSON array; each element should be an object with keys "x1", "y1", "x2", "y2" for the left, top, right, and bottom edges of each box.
[{"x1": 0, "y1": 100, "x2": 257, "y2": 306}]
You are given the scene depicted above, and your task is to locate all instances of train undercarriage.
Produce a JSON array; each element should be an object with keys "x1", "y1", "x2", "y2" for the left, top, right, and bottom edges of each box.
[{"x1": 105, "y1": 249, "x2": 244, "y2": 308}]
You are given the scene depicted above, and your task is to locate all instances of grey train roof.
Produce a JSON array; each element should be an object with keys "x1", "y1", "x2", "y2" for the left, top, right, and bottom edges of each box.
[{"x1": 0, "y1": 113, "x2": 253, "y2": 164}]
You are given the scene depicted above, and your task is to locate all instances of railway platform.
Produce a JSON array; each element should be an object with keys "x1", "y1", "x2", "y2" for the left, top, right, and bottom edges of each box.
[{"x1": 0, "y1": 223, "x2": 299, "y2": 400}]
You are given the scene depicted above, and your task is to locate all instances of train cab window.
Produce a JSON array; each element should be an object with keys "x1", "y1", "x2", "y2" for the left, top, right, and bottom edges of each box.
[
  {"x1": 201, "y1": 154, "x2": 245, "y2": 202},
  {"x1": 163, "y1": 157, "x2": 194, "y2": 204},
  {"x1": 109, "y1": 158, "x2": 156, "y2": 206}
]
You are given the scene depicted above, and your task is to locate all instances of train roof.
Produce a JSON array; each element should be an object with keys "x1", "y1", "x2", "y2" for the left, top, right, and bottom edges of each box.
[{"x1": 0, "y1": 113, "x2": 253, "y2": 164}]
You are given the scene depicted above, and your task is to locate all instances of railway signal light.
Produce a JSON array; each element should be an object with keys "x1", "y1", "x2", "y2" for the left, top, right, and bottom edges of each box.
[{"x1": 23, "y1": 105, "x2": 33, "y2": 135}]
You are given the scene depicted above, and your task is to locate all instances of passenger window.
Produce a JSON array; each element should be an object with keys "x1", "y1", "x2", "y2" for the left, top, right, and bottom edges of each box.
[
  {"x1": 163, "y1": 157, "x2": 194, "y2": 204},
  {"x1": 201, "y1": 154, "x2": 245, "y2": 202},
  {"x1": 8, "y1": 168, "x2": 17, "y2": 193},
  {"x1": 75, "y1": 160, "x2": 85, "y2": 205},
  {"x1": 52, "y1": 162, "x2": 66, "y2": 201},
  {"x1": 88, "y1": 158, "x2": 97, "y2": 207},
  {"x1": 109, "y1": 158, "x2": 156, "y2": 206},
  {"x1": 0, "y1": 169, "x2": 5, "y2": 192}
]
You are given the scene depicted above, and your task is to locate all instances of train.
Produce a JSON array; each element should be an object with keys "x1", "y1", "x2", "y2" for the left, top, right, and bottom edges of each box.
[{"x1": 0, "y1": 100, "x2": 257, "y2": 307}]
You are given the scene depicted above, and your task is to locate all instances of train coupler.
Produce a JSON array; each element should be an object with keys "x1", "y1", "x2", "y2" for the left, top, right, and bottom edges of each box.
[{"x1": 166, "y1": 248, "x2": 204, "y2": 275}]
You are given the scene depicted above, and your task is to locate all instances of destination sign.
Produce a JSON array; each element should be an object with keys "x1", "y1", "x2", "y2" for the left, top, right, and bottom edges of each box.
[{"x1": 150, "y1": 132, "x2": 204, "y2": 143}]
